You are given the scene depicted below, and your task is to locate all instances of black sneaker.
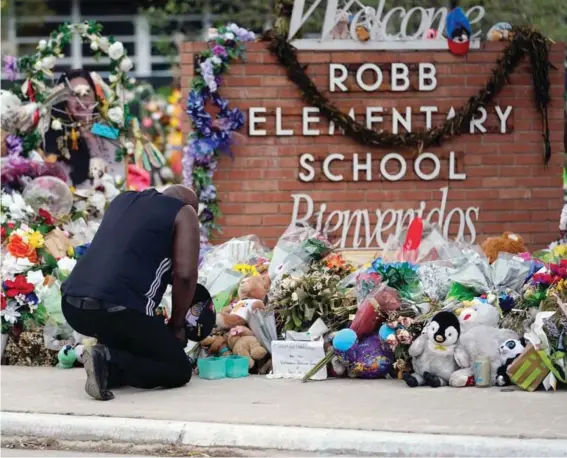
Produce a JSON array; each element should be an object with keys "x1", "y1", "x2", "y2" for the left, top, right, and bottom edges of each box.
[{"x1": 83, "y1": 344, "x2": 114, "y2": 401}]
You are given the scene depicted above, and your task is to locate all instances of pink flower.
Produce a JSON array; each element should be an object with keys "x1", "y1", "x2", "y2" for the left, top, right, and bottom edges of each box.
[{"x1": 142, "y1": 118, "x2": 153, "y2": 128}]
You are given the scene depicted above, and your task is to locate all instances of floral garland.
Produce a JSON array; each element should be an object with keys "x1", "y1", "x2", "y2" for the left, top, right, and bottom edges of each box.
[
  {"x1": 6, "y1": 21, "x2": 134, "y2": 161},
  {"x1": 184, "y1": 23, "x2": 256, "y2": 251},
  {"x1": 268, "y1": 5, "x2": 554, "y2": 164}
]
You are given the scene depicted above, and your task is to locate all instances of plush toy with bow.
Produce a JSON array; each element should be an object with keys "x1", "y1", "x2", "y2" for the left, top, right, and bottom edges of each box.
[{"x1": 446, "y1": 0, "x2": 472, "y2": 56}]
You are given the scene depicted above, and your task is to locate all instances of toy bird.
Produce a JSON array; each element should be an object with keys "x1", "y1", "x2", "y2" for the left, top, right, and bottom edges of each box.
[{"x1": 446, "y1": 0, "x2": 472, "y2": 56}]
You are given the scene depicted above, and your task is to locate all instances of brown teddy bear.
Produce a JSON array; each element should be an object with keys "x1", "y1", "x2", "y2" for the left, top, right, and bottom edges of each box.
[
  {"x1": 227, "y1": 326, "x2": 268, "y2": 370},
  {"x1": 481, "y1": 232, "x2": 527, "y2": 264},
  {"x1": 201, "y1": 334, "x2": 232, "y2": 357},
  {"x1": 216, "y1": 276, "x2": 267, "y2": 330}
]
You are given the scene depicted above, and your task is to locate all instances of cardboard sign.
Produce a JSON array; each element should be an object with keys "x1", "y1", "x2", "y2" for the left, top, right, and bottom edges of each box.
[
  {"x1": 271, "y1": 340, "x2": 327, "y2": 380},
  {"x1": 91, "y1": 123, "x2": 119, "y2": 140}
]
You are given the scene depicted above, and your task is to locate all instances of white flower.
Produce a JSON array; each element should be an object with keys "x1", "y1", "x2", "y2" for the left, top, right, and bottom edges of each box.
[
  {"x1": 228, "y1": 23, "x2": 239, "y2": 33},
  {"x1": 98, "y1": 37, "x2": 110, "y2": 53},
  {"x1": 2, "y1": 192, "x2": 34, "y2": 221},
  {"x1": 26, "y1": 270, "x2": 45, "y2": 288},
  {"x1": 1, "y1": 253, "x2": 34, "y2": 279},
  {"x1": 125, "y1": 141, "x2": 134, "y2": 153},
  {"x1": 51, "y1": 119, "x2": 63, "y2": 131},
  {"x1": 90, "y1": 41, "x2": 99, "y2": 51},
  {"x1": 109, "y1": 74, "x2": 118, "y2": 83},
  {"x1": 0, "y1": 213, "x2": 6, "y2": 225},
  {"x1": 211, "y1": 56, "x2": 222, "y2": 66},
  {"x1": 119, "y1": 57, "x2": 133, "y2": 72},
  {"x1": 1, "y1": 303, "x2": 21, "y2": 325},
  {"x1": 108, "y1": 41, "x2": 125, "y2": 60},
  {"x1": 57, "y1": 257, "x2": 77, "y2": 276},
  {"x1": 107, "y1": 106, "x2": 124, "y2": 126},
  {"x1": 89, "y1": 192, "x2": 107, "y2": 213},
  {"x1": 38, "y1": 39, "x2": 47, "y2": 51},
  {"x1": 291, "y1": 292, "x2": 299, "y2": 302},
  {"x1": 224, "y1": 32, "x2": 235, "y2": 40},
  {"x1": 128, "y1": 77, "x2": 136, "y2": 85},
  {"x1": 41, "y1": 56, "x2": 57, "y2": 70},
  {"x1": 34, "y1": 61, "x2": 43, "y2": 71}
]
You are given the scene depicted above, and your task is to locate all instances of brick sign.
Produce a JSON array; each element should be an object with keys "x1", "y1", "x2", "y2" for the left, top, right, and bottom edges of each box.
[{"x1": 181, "y1": 42, "x2": 565, "y2": 249}]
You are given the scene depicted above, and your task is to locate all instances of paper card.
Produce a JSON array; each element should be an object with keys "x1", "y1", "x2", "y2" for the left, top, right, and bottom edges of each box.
[
  {"x1": 271, "y1": 340, "x2": 327, "y2": 380},
  {"x1": 91, "y1": 123, "x2": 119, "y2": 140}
]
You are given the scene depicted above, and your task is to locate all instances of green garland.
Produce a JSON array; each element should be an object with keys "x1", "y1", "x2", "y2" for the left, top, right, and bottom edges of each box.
[{"x1": 267, "y1": 10, "x2": 554, "y2": 164}]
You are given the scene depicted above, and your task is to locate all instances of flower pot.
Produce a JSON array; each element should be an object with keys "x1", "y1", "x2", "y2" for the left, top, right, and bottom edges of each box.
[{"x1": 1, "y1": 333, "x2": 8, "y2": 360}]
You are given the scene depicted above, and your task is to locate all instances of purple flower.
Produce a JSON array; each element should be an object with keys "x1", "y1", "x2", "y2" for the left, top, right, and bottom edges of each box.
[
  {"x1": 3, "y1": 56, "x2": 19, "y2": 81},
  {"x1": 212, "y1": 45, "x2": 227, "y2": 58},
  {"x1": 5, "y1": 135, "x2": 23, "y2": 156},
  {"x1": 182, "y1": 146, "x2": 195, "y2": 186},
  {"x1": 200, "y1": 184, "x2": 217, "y2": 202},
  {"x1": 200, "y1": 208, "x2": 214, "y2": 223}
]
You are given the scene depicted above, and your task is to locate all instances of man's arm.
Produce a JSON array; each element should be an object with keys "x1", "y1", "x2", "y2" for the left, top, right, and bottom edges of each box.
[{"x1": 170, "y1": 205, "x2": 200, "y2": 339}]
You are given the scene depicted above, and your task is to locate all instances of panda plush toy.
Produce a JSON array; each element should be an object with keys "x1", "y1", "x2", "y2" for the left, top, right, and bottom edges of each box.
[{"x1": 495, "y1": 338, "x2": 527, "y2": 386}]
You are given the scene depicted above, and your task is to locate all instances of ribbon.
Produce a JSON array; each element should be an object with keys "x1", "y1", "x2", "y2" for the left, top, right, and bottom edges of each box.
[{"x1": 537, "y1": 349, "x2": 567, "y2": 384}]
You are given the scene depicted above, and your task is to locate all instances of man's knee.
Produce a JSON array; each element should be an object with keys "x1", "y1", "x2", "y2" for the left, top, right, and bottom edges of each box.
[{"x1": 165, "y1": 359, "x2": 193, "y2": 388}]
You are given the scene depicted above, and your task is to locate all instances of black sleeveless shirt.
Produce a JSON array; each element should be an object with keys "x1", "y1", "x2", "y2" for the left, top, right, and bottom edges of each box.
[{"x1": 64, "y1": 189, "x2": 184, "y2": 315}]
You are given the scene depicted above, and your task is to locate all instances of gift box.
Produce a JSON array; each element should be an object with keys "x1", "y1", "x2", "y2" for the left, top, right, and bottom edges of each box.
[{"x1": 507, "y1": 343, "x2": 550, "y2": 392}]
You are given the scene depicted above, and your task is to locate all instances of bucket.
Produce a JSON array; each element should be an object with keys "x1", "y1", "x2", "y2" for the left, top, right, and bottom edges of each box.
[
  {"x1": 197, "y1": 357, "x2": 226, "y2": 380},
  {"x1": 226, "y1": 355, "x2": 249, "y2": 378}
]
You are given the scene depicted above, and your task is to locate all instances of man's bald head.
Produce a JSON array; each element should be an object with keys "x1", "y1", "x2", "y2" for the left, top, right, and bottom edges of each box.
[{"x1": 163, "y1": 185, "x2": 198, "y2": 212}]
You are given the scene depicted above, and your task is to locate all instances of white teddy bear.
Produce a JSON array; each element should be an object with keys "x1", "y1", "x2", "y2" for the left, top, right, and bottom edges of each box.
[{"x1": 449, "y1": 299, "x2": 518, "y2": 387}]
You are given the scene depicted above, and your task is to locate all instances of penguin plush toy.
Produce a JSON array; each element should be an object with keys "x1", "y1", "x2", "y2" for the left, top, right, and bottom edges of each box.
[
  {"x1": 446, "y1": 0, "x2": 472, "y2": 56},
  {"x1": 404, "y1": 311, "x2": 461, "y2": 388}
]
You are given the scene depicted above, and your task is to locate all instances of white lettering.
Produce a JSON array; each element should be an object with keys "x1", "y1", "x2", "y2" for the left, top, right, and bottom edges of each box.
[
  {"x1": 290, "y1": 193, "x2": 314, "y2": 226},
  {"x1": 323, "y1": 153, "x2": 344, "y2": 181},
  {"x1": 414, "y1": 152, "x2": 441, "y2": 181},
  {"x1": 470, "y1": 107, "x2": 488, "y2": 134},
  {"x1": 353, "y1": 153, "x2": 372, "y2": 181},
  {"x1": 419, "y1": 63, "x2": 437, "y2": 91},
  {"x1": 449, "y1": 151, "x2": 466, "y2": 180},
  {"x1": 249, "y1": 107, "x2": 267, "y2": 136},
  {"x1": 392, "y1": 107, "x2": 412, "y2": 134},
  {"x1": 380, "y1": 153, "x2": 406, "y2": 181},
  {"x1": 276, "y1": 107, "x2": 293, "y2": 136},
  {"x1": 420, "y1": 105, "x2": 438, "y2": 129},
  {"x1": 329, "y1": 63, "x2": 348, "y2": 92},
  {"x1": 495, "y1": 105, "x2": 513, "y2": 134},
  {"x1": 366, "y1": 107, "x2": 383, "y2": 129},
  {"x1": 356, "y1": 63, "x2": 383, "y2": 91},
  {"x1": 400, "y1": 7, "x2": 429, "y2": 39},
  {"x1": 391, "y1": 63, "x2": 410, "y2": 91},
  {"x1": 298, "y1": 154, "x2": 315, "y2": 182},
  {"x1": 303, "y1": 107, "x2": 320, "y2": 135}
]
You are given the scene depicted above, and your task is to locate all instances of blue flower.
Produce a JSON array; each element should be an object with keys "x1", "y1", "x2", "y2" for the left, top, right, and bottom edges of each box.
[
  {"x1": 26, "y1": 292, "x2": 39, "y2": 306},
  {"x1": 73, "y1": 244, "x2": 90, "y2": 258}
]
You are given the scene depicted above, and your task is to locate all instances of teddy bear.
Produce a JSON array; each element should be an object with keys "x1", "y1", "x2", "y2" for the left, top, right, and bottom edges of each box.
[
  {"x1": 449, "y1": 299, "x2": 518, "y2": 387},
  {"x1": 201, "y1": 334, "x2": 232, "y2": 357},
  {"x1": 404, "y1": 311, "x2": 461, "y2": 388},
  {"x1": 227, "y1": 325, "x2": 268, "y2": 370},
  {"x1": 487, "y1": 23, "x2": 514, "y2": 42},
  {"x1": 331, "y1": 11, "x2": 350, "y2": 39},
  {"x1": 216, "y1": 276, "x2": 267, "y2": 330},
  {"x1": 481, "y1": 232, "x2": 527, "y2": 264}
]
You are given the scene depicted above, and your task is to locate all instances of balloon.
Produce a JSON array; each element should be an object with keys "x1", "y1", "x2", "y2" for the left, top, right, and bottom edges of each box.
[
  {"x1": 378, "y1": 323, "x2": 396, "y2": 342},
  {"x1": 332, "y1": 329, "x2": 357, "y2": 352},
  {"x1": 23, "y1": 176, "x2": 73, "y2": 219}
]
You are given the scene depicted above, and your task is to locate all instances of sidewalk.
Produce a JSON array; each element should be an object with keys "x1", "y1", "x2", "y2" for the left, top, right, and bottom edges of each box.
[{"x1": 2, "y1": 367, "x2": 567, "y2": 456}]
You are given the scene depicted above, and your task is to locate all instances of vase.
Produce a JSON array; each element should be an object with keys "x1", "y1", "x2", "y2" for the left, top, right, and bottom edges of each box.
[{"x1": 1, "y1": 333, "x2": 8, "y2": 360}]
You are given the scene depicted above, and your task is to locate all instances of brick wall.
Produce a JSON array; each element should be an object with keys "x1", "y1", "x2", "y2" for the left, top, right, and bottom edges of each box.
[{"x1": 180, "y1": 41, "x2": 566, "y2": 249}]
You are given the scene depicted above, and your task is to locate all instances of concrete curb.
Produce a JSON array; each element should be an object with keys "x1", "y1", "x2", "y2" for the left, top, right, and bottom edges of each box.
[{"x1": 2, "y1": 411, "x2": 567, "y2": 457}]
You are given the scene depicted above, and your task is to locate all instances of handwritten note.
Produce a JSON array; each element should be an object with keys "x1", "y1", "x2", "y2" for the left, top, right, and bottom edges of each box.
[{"x1": 271, "y1": 340, "x2": 327, "y2": 380}]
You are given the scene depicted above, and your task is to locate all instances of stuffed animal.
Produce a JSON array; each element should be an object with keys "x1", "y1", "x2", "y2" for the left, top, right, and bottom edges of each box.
[
  {"x1": 57, "y1": 345, "x2": 77, "y2": 369},
  {"x1": 446, "y1": 1, "x2": 472, "y2": 56},
  {"x1": 449, "y1": 299, "x2": 518, "y2": 387},
  {"x1": 487, "y1": 23, "x2": 513, "y2": 42},
  {"x1": 201, "y1": 334, "x2": 232, "y2": 357},
  {"x1": 331, "y1": 11, "x2": 349, "y2": 39},
  {"x1": 227, "y1": 325, "x2": 268, "y2": 370},
  {"x1": 481, "y1": 232, "x2": 527, "y2": 264},
  {"x1": 496, "y1": 337, "x2": 526, "y2": 386},
  {"x1": 404, "y1": 311, "x2": 461, "y2": 387},
  {"x1": 216, "y1": 276, "x2": 267, "y2": 330}
]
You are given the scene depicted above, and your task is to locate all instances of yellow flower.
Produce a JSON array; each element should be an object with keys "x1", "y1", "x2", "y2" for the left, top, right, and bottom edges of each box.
[
  {"x1": 67, "y1": 247, "x2": 75, "y2": 257},
  {"x1": 233, "y1": 264, "x2": 259, "y2": 276},
  {"x1": 552, "y1": 245, "x2": 567, "y2": 258},
  {"x1": 27, "y1": 231, "x2": 44, "y2": 249}
]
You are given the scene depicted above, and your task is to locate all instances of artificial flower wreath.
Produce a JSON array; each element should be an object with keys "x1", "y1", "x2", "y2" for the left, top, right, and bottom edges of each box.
[{"x1": 9, "y1": 21, "x2": 134, "y2": 162}]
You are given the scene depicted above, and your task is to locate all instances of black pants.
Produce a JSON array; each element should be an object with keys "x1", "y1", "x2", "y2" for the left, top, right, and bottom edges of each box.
[{"x1": 62, "y1": 298, "x2": 192, "y2": 389}]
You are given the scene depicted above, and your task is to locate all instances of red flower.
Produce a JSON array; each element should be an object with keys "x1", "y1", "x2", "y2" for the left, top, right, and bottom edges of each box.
[
  {"x1": 4, "y1": 275, "x2": 35, "y2": 298},
  {"x1": 1, "y1": 294, "x2": 6, "y2": 310},
  {"x1": 38, "y1": 208, "x2": 55, "y2": 225},
  {"x1": 1, "y1": 227, "x2": 5, "y2": 241},
  {"x1": 7, "y1": 222, "x2": 15, "y2": 229},
  {"x1": 533, "y1": 273, "x2": 554, "y2": 285}
]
